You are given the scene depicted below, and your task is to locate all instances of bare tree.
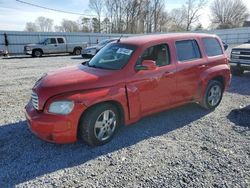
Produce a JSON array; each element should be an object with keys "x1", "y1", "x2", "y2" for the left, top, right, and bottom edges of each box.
[
  {"x1": 25, "y1": 22, "x2": 38, "y2": 32},
  {"x1": 60, "y1": 19, "x2": 79, "y2": 32},
  {"x1": 169, "y1": 8, "x2": 186, "y2": 31},
  {"x1": 210, "y1": 0, "x2": 249, "y2": 29},
  {"x1": 102, "y1": 17, "x2": 110, "y2": 33},
  {"x1": 183, "y1": 0, "x2": 206, "y2": 31},
  {"x1": 81, "y1": 17, "x2": 92, "y2": 32},
  {"x1": 24, "y1": 17, "x2": 53, "y2": 32},
  {"x1": 35, "y1": 17, "x2": 54, "y2": 32},
  {"x1": 152, "y1": 0, "x2": 165, "y2": 32},
  {"x1": 89, "y1": 0, "x2": 104, "y2": 32}
]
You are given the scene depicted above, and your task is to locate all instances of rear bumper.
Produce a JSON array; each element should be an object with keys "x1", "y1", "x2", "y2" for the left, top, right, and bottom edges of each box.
[{"x1": 25, "y1": 101, "x2": 86, "y2": 143}]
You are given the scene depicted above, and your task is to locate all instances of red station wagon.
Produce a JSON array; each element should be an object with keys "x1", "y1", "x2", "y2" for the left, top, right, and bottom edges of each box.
[{"x1": 25, "y1": 33, "x2": 231, "y2": 146}]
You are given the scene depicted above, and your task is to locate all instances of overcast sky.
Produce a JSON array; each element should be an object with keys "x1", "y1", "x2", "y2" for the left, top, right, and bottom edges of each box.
[{"x1": 0, "y1": 0, "x2": 249, "y2": 31}]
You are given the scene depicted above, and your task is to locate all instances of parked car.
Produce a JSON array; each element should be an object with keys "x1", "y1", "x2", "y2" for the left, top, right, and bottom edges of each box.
[
  {"x1": 24, "y1": 37, "x2": 87, "y2": 57},
  {"x1": 25, "y1": 33, "x2": 231, "y2": 146},
  {"x1": 81, "y1": 38, "x2": 118, "y2": 58},
  {"x1": 230, "y1": 43, "x2": 250, "y2": 75}
]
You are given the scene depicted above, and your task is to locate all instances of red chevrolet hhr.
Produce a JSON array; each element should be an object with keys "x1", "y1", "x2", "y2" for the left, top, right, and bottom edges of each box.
[{"x1": 25, "y1": 33, "x2": 231, "y2": 146}]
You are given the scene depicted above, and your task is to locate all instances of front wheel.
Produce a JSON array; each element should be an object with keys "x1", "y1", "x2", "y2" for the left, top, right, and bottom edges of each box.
[
  {"x1": 201, "y1": 80, "x2": 223, "y2": 110},
  {"x1": 32, "y1": 50, "x2": 42, "y2": 57},
  {"x1": 78, "y1": 103, "x2": 120, "y2": 146}
]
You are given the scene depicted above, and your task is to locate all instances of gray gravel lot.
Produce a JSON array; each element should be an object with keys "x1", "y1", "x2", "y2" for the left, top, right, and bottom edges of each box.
[{"x1": 0, "y1": 55, "x2": 249, "y2": 188}]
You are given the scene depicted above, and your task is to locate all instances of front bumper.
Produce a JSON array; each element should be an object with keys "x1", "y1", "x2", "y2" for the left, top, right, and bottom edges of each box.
[
  {"x1": 229, "y1": 60, "x2": 250, "y2": 70},
  {"x1": 24, "y1": 50, "x2": 32, "y2": 55},
  {"x1": 25, "y1": 101, "x2": 86, "y2": 143},
  {"x1": 81, "y1": 49, "x2": 96, "y2": 57}
]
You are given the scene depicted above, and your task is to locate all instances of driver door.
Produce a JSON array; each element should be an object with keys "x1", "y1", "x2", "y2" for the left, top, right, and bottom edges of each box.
[
  {"x1": 44, "y1": 38, "x2": 59, "y2": 53},
  {"x1": 129, "y1": 43, "x2": 177, "y2": 115}
]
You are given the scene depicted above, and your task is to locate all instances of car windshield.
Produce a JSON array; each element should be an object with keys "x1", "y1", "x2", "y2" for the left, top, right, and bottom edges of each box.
[
  {"x1": 87, "y1": 43, "x2": 136, "y2": 70},
  {"x1": 98, "y1": 39, "x2": 109, "y2": 46},
  {"x1": 39, "y1": 39, "x2": 47, "y2": 44}
]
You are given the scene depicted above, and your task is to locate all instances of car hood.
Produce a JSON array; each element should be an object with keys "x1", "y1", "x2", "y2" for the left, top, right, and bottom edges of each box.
[
  {"x1": 33, "y1": 64, "x2": 123, "y2": 109},
  {"x1": 25, "y1": 43, "x2": 43, "y2": 47},
  {"x1": 85, "y1": 46, "x2": 97, "y2": 50},
  {"x1": 232, "y1": 44, "x2": 250, "y2": 50}
]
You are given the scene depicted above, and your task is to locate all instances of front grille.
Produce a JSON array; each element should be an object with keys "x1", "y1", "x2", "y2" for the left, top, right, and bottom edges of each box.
[
  {"x1": 31, "y1": 91, "x2": 39, "y2": 110},
  {"x1": 231, "y1": 49, "x2": 250, "y2": 62}
]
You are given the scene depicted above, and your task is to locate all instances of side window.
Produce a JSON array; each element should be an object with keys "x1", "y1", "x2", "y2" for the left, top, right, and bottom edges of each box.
[
  {"x1": 141, "y1": 44, "x2": 170, "y2": 67},
  {"x1": 176, "y1": 40, "x2": 201, "y2": 62},
  {"x1": 57, "y1": 38, "x2": 64, "y2": 44},
  {"x1": 48, "y1": 38, "x2": 56, "y2": 44},
  {"x1": 202, "y1": 37, "x2": 223, "y2": 56}
]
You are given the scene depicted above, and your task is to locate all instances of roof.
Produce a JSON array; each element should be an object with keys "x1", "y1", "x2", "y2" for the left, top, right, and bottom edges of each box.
[{"x1": 120, "y1": 33, "x2": 218, "y2": 46}]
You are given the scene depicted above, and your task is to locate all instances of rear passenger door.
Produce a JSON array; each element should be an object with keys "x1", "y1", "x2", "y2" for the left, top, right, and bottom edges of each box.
[
  {"x1": 56, "y1": 38, "x2": 67, "y2": 53},
  {"x1": 175, "y1": 39, "x2": 205, "y2": 102}
]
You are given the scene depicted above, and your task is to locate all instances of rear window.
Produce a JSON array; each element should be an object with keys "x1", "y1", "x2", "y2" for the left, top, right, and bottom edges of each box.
[
  {"x1": 57, "y1": 38, "x2": 64, "y2": 44},
  {"x1": 202, "y1": 38, "x2": 223, "y2": 57},
  {"x1": 176, "y1": 40, "x2": 201, "y2": 61}
]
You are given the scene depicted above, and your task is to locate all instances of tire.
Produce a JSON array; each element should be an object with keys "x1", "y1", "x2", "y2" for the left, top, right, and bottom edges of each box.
[
  {"x1": 231, "y1": 66, "x2": 244, "y2": 76},
  {"x1": 73, "y1": 48, "x2": 81, "y2": 55},
  {"x1": 32, "y1": 49, "x2": 42, "y2": 57},
  {"x1": 78, "y1": 103, "x2": 120, "y2": 146},
  {"x1": 201, "y1": 80, "x2": 223, "y2": 110}
]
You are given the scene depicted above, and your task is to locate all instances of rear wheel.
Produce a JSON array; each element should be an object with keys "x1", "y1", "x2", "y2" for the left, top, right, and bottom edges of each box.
[
  {"x1": 201, "y1": 80, "x2": 223, "y2": 110},
  {"x1": 78, "y1": 103, "x2": 120, "y2": 146},
  {"x1": 231, "y1": 66, "x2": 244, "y2": 76},
  {"x1": 73, "y1": 48, "x2": 81, "y2": 55}
]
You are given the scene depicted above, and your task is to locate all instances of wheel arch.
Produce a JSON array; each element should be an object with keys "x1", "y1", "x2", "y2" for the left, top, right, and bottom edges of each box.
[
  {"x1": 77, "y1": 100, "x2": 125, "y2": 137},
  {"x1": 198, "y1": 72, "x2": 227, "y2": 103},
  {"x1": 32, "y1": 48, "x2": 43, "y2": 54}
]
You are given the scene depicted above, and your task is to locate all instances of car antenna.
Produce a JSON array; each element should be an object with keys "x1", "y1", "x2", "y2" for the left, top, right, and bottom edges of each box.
[{"x1": 117, "y1": 35, "x2": 123, "y2": 43}]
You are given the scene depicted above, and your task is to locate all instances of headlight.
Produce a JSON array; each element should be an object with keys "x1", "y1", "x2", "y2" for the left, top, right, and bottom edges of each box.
[
  {"x1": 48, "y1": 100, "x2": 74, "y2": 115},
  {"x1": 25, "y1": 46, "x2": 31, "y2": 51}
]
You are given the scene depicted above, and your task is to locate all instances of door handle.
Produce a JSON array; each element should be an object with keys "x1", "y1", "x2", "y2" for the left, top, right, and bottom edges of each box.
[
  {"x1": 54, "y1": 44, "x2": 58, "y2": 47},
  {"x1": 198, "y1": 64, "x2": 207, "y2": 68},
  {"x1": 163, "y1": 71, "x2": 174, "y2": 77}
]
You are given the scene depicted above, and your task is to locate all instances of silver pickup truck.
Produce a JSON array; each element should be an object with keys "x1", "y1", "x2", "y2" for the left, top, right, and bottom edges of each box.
[
  {"x1": 24, "y1": 37, "x2": 87, "y2": 57},
  {"x1": 230, "y1": 43, "x2": 250, "y2": 75}
]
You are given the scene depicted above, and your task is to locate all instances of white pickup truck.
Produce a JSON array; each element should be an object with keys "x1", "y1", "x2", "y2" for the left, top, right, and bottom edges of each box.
[
  {"x1": 24, "y1": 37, "x2": 87, "y2": 57},
  {"x1": 230, "y1": 43, "x2": 250, "y2": 75}
]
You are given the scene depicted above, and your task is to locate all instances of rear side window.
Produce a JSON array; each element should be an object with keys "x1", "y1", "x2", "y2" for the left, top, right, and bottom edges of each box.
[
  {"x1": 176, "y1": 40, "x2": 201, "y2": 62},
  {"x1": 57, "y1": 38, "x2": 64, "y2": 44},
  {"x1": 202, "y1": 38, "x2": 223, "y2": 56}
]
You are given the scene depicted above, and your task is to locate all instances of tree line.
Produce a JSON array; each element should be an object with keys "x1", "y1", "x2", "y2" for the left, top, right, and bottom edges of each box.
[{"x1": 25, "y1": 0, "x2": 249, "y2": 33}]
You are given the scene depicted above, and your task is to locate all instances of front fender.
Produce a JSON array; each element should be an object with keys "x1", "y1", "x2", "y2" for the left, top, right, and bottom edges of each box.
[{"x1": 44, "y1": 84, "x2": 129, "y2": 125}]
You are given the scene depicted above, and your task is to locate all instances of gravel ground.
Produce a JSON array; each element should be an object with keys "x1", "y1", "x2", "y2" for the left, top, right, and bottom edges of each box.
[{"x1": 0, "y1": 55, "x2": 249, "y2": 188}]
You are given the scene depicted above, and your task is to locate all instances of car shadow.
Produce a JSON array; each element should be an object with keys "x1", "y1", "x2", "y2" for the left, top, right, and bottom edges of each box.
[
  {"x1": 1, "y1": 54, "x2": 76, "y2": 59},
  {"x1": 227, "y1": 71, "x2": 250, "y2": 96},
  {"x1": 0, "y1": 103, "x2": 209, "y2": 186},
  {"x1": 227, "y1": 105, "x2": 250, "y2": 128},
  {"x1": 71, "y1": 56, "x2": 84, "y2": 60}
]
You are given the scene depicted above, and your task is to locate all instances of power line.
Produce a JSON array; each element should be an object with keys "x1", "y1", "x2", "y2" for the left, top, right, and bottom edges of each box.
[{"x1": 16, "y1": 0, "x2": 95, "y2": 17}]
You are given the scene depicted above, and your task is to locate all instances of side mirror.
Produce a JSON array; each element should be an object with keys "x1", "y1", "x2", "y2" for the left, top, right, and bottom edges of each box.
[
  {"x1": 222, "y1": 42, "x2": 228, "y2": 51},
  {"x1": 135, "y1": 60, "x2": 157, "y2": 71}
]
